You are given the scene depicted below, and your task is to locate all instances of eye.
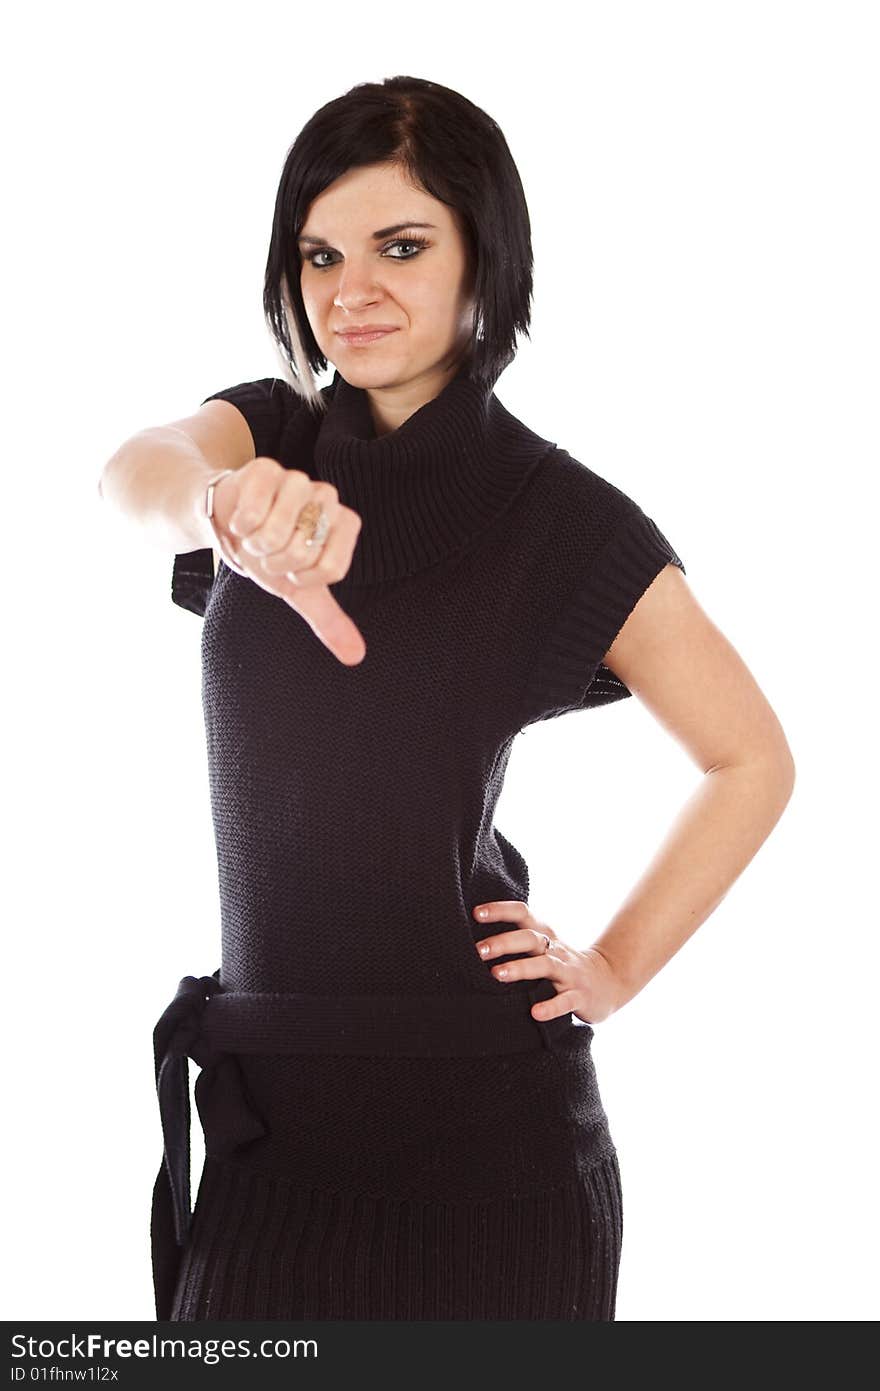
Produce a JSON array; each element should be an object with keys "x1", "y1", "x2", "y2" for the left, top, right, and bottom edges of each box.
[
  {"x1": 383, "y1": 236, "x2": 430, "y2": 259},
  {"x1": 305, "y1": 235, "x2": 431, "y2": 270}
]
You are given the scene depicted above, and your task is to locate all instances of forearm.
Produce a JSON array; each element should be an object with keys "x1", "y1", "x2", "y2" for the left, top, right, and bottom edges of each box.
[
  {"x1": 98, "y1": 427, "x2": 219, "y2": 555},
  {"x1": 591, "y1": 754, "x2": 796, "y2": 1008}
]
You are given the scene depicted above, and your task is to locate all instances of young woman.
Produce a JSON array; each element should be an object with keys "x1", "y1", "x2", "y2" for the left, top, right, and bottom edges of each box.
[{"x1": 101, "y1": 75, "x2": 795, "y2": 1322}]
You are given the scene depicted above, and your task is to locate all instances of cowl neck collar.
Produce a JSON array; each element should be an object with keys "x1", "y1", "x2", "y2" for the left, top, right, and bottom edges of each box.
[{"x1": 309, "y1": 365, "x2": 555, "y2": 585}]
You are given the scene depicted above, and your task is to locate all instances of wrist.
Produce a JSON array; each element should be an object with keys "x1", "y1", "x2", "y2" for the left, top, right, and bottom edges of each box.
[
  {"x1": 185, "y1": 468, "x2": 230, "y2": 550},
  {"x1": 584, "y1": 944, "x2": 638, "y2": 1014}
]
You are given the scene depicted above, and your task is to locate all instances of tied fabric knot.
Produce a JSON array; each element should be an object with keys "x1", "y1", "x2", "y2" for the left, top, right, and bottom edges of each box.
[{"x1": 149, "y1": 969, "x2": 267, "y2": 1321}]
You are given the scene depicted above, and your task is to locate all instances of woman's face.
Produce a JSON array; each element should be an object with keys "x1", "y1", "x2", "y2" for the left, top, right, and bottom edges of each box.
[{"x1": 298, "y1": 162, "x2": 476, "y2": 397}]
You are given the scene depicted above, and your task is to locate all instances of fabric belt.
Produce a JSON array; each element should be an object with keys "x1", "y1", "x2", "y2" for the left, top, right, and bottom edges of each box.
[{"x1": 149, "y1": 968, "x2": 573, "y2": 1320}]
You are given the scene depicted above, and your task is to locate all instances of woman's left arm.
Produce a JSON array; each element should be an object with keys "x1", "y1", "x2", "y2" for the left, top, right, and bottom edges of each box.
[
  {"x1": 473, "y1": 564, "x2": 796, "y2": 1020},
  {"x1": 586, "y1": 559, "x2": 795, "y2": 1018},
  {"x1": 585, "y1": 563, "x2": 796, "y2": 1010}
]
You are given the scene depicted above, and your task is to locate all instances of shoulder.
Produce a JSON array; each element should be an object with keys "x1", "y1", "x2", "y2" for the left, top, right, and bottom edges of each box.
[
  {"x1": 514, "y1": 447, "x2": 687, "y2": 726},
  {"x1": 538, "y1": 446, "x2": 647, "y2": 524},
  {"x1": 490, "y1": 391, "x2": 645, "y2": 541},
  {"x1": 520, "y1": 444, "x2": 658, "y2": 580}
]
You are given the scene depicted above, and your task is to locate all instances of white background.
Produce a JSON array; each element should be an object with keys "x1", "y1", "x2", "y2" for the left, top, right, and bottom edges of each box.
[{"x1": 4, "y1": 0, "x2": 877, "y2": 1322}]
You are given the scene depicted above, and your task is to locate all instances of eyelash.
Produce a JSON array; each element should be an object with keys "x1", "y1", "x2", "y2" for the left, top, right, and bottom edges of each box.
[{"x1": 304, "y1": 235, "x2": 431, "y2": 270}]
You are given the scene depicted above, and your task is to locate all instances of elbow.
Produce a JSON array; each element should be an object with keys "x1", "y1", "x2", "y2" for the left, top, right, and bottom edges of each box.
[
  {"x1": 710, "y1": 739, "x2": 797, "y2": 815},
  {"x1": 776, "y1": 752, "x2": 796, "y2": 815},
  {"x1": 752, "y1": 721, "x2": 797, "y2": 802},
  {"x1": 758, "y1": 740, "x2": 797, "y2": 806},
  {"x1": 775, "y1": 734, "x2": 797, "y2": 801},
  {"x1": 757, "y1": 741, "x2": 797, "y2": 819}
]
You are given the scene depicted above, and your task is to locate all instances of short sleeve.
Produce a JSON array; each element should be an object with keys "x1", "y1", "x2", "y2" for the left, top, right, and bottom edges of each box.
[
  {"x1": 518, "y1": 505, "x2": 686, "y2": 726},
  {"x1": 199, "y1": 377, "x2": 293, "y2": 463},
  {"x1": 170, "y1": 377, "x2": 296, "y2": 616}
]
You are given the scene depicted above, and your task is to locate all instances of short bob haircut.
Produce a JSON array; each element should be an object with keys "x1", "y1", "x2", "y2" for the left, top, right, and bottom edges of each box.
[{"x1": 263, "y1": 75, "x2": 534, "y2": 412}]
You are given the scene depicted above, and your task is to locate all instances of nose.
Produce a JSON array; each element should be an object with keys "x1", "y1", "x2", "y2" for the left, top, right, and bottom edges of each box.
[{"x1": 332, "y1": 260, "x2": 386, "y2": 312}]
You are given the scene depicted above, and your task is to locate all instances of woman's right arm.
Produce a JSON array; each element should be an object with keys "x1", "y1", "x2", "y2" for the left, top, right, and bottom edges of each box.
[
  {"x1": 97, "y1": 398, "x2": 256, "y2": 555},
  {"x1": 98, "y1": 399, "x2": 367, "y2": 665}
]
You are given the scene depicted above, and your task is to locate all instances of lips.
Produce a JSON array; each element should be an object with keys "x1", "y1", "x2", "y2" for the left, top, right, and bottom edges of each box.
[{"x1": 335, "y1": 328, "x2": 399, "y2": 344}]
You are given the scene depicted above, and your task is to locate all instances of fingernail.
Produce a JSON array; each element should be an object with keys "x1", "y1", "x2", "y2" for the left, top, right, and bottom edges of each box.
[
  {"x1": 478, "y1": 944, "x2": 490, "y2": 956},
  {"x1": 477, "y1": 907, "x2": 488, "y2": 919}
]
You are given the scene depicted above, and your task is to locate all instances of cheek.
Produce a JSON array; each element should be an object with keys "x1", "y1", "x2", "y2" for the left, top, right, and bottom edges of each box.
[
  {"x1": 300, "y1": 283, "x2": 330, "y2": 330},
  {"x1": 408, "y1": 275, "x2": 459, "y2": 321}
]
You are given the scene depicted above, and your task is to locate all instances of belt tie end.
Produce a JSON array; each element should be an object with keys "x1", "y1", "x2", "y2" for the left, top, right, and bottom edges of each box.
[{"x1": 149, "y1": 970, "x2": 267, "y2": 1320}]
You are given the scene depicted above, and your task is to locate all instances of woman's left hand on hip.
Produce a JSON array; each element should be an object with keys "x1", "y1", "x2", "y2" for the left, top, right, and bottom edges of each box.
[{"x1": 472, "y1": 899, "x2": 623, "y2": 1026}]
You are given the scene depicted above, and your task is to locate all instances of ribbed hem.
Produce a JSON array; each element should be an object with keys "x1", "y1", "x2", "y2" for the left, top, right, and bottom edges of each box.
[
  {"x1": 519, "y1": 507, "x2": 686, "y2": 725},
  {"x1": 170, "y1": 1149, "x2": 623, "y2": 1321}
]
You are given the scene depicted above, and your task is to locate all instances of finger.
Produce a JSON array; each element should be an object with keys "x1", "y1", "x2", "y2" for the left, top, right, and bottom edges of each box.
[
  {"x1": 224, "y1": 458, "x2": 287, "y2": 539},
  {"x1": 283, "y1": 509, "x2": 362, "y2": 594},
  {"x1": 238, "y1": 471, "x2": 328, "y2": 561},
  {"x1": 236, "y1": 555, "x2": 366, "y2": 666},
  {"x1": 210, "y1": 519, "x2": 250, "y2": 577},
  {"x1": 236, "y1": 470, "x2": 322, "y2": 556},
  {"x1": 283, "y1": 582, "x2": 367, "y2": 667},
  {"x1": 489, "y1": 953, "x2": 564, "y2": 985},
  {"x1": 475, "y1": 928, "x2": 543, "y2": 959},
  {"x1": 264, "y1": 502, "x2": 362, "y2": 589},
  {"x1": 531, "y1": 991, "x2": 581, "y2": 1022},
  {"x1": 280, "y1": 483, "x2": 346, "y2": 576},
  {"x1": 472, "y1": 900, "x2": 531, "y2": 926}
]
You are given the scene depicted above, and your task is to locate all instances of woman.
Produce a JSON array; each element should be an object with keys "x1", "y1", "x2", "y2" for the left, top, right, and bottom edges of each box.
[{"x1": 100, "y1": 76, "x2": 795, "y2": 1322}]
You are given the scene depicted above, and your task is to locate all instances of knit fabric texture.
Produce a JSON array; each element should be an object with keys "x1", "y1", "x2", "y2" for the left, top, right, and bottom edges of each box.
[{"x1": 164, "y1": 363, "x2": 685, "y2": 1321}]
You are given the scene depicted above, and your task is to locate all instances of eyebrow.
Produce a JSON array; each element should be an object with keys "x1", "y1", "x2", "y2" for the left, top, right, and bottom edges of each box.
[{"x1": 297, "y1": 221, "x2": 437, "y2": 247}]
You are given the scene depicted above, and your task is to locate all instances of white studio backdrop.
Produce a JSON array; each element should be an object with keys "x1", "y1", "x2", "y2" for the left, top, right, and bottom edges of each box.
[{"x1": 3, "y1": 0, "x2": 877, "y2": 1322}]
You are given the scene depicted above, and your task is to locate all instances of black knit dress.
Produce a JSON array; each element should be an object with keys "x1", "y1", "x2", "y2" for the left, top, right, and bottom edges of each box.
[{"x1": 152, "y1": 363, "x2": 685, "y2": 1322}]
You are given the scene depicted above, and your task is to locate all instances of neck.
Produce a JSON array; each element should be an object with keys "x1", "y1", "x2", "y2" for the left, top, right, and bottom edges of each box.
[
  {"x1": 360, "y1": 357, "x2": 471, "y2": 437},
  {"x1": 309, "y1": 365, "x2": 557, "y2": 585}
]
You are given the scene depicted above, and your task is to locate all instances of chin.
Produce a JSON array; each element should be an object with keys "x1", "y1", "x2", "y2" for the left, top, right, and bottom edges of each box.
[{"x1": 332, "y1": 356, "x2": 413, "y2": 389}]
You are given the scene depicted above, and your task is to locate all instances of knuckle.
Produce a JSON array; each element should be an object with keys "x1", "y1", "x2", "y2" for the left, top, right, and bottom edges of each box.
[
  {"x1": 230, "y1": 504, "x2": 260, "y2": 529},
  {"x1": 303, "y1": 548, "x2": 343, "y2": 581},
  {"x1": 245, "y1": 528, "x2": 281, "y2": 554}
]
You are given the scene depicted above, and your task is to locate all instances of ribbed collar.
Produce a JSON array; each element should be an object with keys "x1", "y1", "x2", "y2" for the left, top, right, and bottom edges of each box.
[{"x1": 310, "y1": 365, "x2": 556, "y2": 585}]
